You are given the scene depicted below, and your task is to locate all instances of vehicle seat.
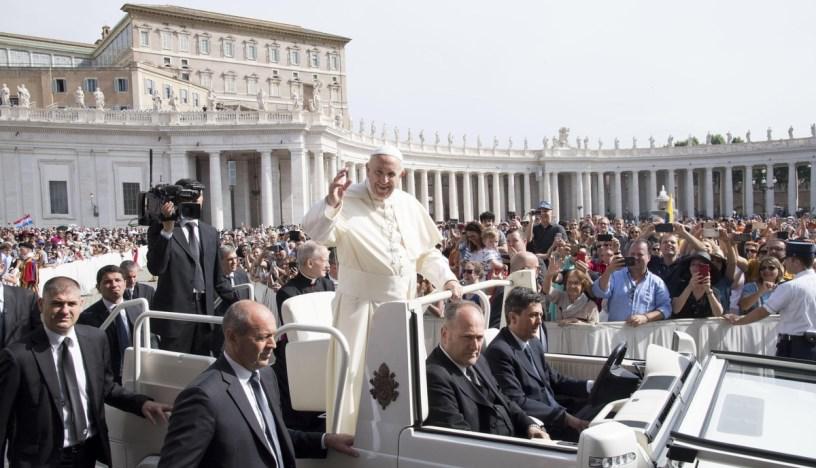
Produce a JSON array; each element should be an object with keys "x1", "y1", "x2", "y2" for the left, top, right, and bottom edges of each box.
[
  {"x1": 484, "y1": 328, "x2": 500, "y2": 348},
  {"x1": 107, "y1": 347, "x2": 216, "y2": 468},
  {"x1": 281, "y1": 291, "x2": 336, "y2": 411}
]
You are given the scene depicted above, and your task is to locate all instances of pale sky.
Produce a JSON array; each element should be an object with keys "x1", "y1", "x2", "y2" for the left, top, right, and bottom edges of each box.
[{"x1": 3, "y1": 0, "x2": 815, "y2": 147}]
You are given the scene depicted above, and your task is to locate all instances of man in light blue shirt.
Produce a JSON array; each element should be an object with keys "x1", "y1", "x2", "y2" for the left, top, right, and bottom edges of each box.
[{"x1": 592, "y1": 240, "x2": 671, "y2": 325}]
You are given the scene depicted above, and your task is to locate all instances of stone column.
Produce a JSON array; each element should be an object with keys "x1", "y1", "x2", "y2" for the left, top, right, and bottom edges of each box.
[
  {"x1": 613, "y1": 171, "x2": 622, "y2": 219},
  {"x1": 313, "y1": 151, "x2": 325, "y2": 205},
  {"x1": 448, "y1": 171, "x2": 459, "y2": 220},
  {"x1": 744, "y1": 165, "x2": 754, "y2": 216},
  {"x1": 811, "y1": 163, "x2": 816, "y2": 213},
  {"x1": 703, "y1": 167, "x2": 714, "y2": 218},
  {"x1": 630, "y1": 171, "x2": 640, "y2": 221},
  {"x1": 551, "y1": 172, "x2": 560, "y2": 222},
  {"x1": 419, "y1": 169, "x2": 430, "y2": 211},
  {"x1": 765, "y1": 164, "x2": 774, "y2": 216},
  {"x1": 596, "y1": 172, "x2": 606, "y2": 217},
  {"x1": 507, "y1": 173, "x2": 516, "y2": 215},
  {"x1": 406, "y1": 168, "x2": 416, "y2": 197},
  {"x1": 477, "y1": 172, "x2": 488, "y2": 215},
  {"x1": 208, "y1": 152, "x2": 224, "y2": 229},
  {"x1": 541, "y1": 170, "x2": 551, "y2": 204},
  {"x1": 724, "y1": 165, "x2": 734, "y2": 217},
  {"x1": 647, "y1": 170, "x2": 657, "y2": 212},
  {"x1": 289, "y1": 146, "x2": 310, "y2": 223},
  {"x1": 357, "y1": 164, "x2": 366, "y2": 185},
  {"x1": 434, "y1": 170, "x2": 444, "y2": 222},
  {"x1": 788, "y1": 162, "x2": 798, "y2": 215},
  {"x1": 522, "y1": 172, "x2": 532, "y2": 214},
  {"x1": 260, "y1": 151, "x2": 275, "y2": 226},
  {"x1": 583, "y1": 171, "x2": 592, "y2": 216},
  {"x1": 574, "y1": 171, "x2": 584, "y2": 218},
  {"x1": 685, "y1": 168, "x2": 695, "y2": 218},
  {"x1": 169, "y1": 150, "x2": 191, "y2": 183},
  {"x1": 462, "y1": 172, "x2": 474, "y2": 221},
  {"x1": 492, "y1": 172, "x2": 502, "y2": 217}
]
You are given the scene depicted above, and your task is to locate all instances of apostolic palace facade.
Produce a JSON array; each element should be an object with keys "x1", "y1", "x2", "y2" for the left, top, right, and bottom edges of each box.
[{"x1": 1, "y1": 4, "x2": 815, "y2": 229}]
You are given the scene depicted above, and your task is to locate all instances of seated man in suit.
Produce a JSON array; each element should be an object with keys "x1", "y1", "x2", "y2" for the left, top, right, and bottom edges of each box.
[
  {"x1": 0, "y1": 276, "x2": 170, "y2": 468},
  {"x1": 425, "y1": 300, "x2": 549, "y2": 440},
  {"x1": 120, "y1": 260, "x2": 155, "y2": 302},
  {"x1": 159, "y1": 300, "x2": 357, "y2": 468},
  {"x1": 79, "y1": 265, "x2": 145, "y2": 384},
  {"x1": 210, "y1": 245, "x2": 253, "y2": 356},
  {"x1": 484, "y1": 287, "x2": 591, "y2": 441},
  {"x1": 0, "y1": 258, "x2": 39, "y2": 348}
]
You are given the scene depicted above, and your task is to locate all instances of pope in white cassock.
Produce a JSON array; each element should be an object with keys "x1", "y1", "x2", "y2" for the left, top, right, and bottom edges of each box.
[{"x1": 303, "y1": 144, "x2": 462, "y2": 434}]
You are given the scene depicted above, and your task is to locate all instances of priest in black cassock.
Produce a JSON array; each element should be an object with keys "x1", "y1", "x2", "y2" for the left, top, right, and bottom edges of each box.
[{"x1": 274, "y1": 240, "x2": 335, "y2": 432}]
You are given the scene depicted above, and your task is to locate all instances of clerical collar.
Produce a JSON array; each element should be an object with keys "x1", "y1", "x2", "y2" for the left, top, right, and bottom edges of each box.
[{"x1": 301, "y1": 272, "x2": 318, "y2": 284}]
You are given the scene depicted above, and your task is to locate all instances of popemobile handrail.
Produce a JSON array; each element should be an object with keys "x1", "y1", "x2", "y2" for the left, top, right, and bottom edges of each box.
[
  {"x1": 131, "y1": 310, "x2": 351, "y2": 435},
  {"x1": 213, "y1": 282, "x2": 255, "y2": 309},
  {"x1": 99, "y1": 298, "x2": 150, "y2": 332},
  {"x1": 410, "y1": 270, "x2": 537, "y2": 308}
]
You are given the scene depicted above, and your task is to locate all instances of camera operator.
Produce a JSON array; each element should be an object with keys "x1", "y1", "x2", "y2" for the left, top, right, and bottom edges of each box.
[{"x1": 146, "y1": 178, "x2": 237, "y2": 355}]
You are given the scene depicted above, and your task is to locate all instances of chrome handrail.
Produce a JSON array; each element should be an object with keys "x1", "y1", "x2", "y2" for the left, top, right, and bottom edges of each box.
[{"x1": 99, "y1": 298, "x2": 150, "y2": 331}]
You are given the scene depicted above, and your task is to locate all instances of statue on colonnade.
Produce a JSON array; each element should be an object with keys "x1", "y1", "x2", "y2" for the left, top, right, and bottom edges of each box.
[
  {"x1": 152, "y1": 90, "x2": 163, "y2": 111},
  {"x1": 256, "y1": 88, "x2": 267, "y2": 111},
  {"x1": 207, "y1": 88, "x2": 217, "y2": 110},
  {"x1": 524, "y1": 138, "x2": 529, "y2": 151},
  {"x1": 597, "y1": 138, "x2": 603, "y2": 151},
  {"x1": 583, "y1": 136, "x2": 588, "y2": 149},
  {"x1": 667, "y1": 135, "x2": 674, "y2": 146},
  {"x1": 649, "y1": 136, "x2": 655, "y2": 148},
  {"x1": 788, "y1": 126, "x2": 794, "y2": 139},
  {"x1": 632, "y1": 137, "x2": 637, "y2": 148},
  {"x1": 74, "y1": 86, "x2": 86, "y2": 108},
  {"x1": 419, "y1": 129, "x2": 425, "y2": 146},
  {"x1": 746, "y1": 130, "x2": 751, "y2": 142},
  {"x1": 0, "y1": 83, "x2": 10, "y2": 106},
  {"x1": 370, "y1": 121, "x2": 377, "y2": 138},
  {"x1": 767, "y1": 127, "x2": 772, "y2": 141},
  {"x1": 394, "y1": 126, "x2": 399, "y2": 144},
  {"x1": 542, "y1": 137, "x2": 548, "y2": 150},
  {"x1": 407, "y1": 128, "x2": 412, "y2": 145},
  {"x1": 614, "y1": 137, "x2": 620, "y2": 150},
  {"x1": 17, "y1": 84, "x2": 30, "y2": 108},
  {"x1": 93, "y1": 88, "x2": 105, "y2": 110},
  {"x1": 169, "y1": 92, "x2": 179, "y2": 112},
  {"x1": 359, "y1": 118, "x2": 365, "y2": 134},
  {"x1": 726, "y1": 132, "x2": 732, "y2": 144},
  {"x1": 557, "y1": 127, "x2": 570, "y2": 147},
  {"x1": 811, "y1": 123, "x2": 816, "y2": 137}
]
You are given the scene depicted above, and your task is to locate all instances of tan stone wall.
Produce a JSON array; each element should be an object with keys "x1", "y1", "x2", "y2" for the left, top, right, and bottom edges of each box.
[
  {"x1": 0, "y1": 67, "x2": 135, "y2": 108},
  {"x1": 128, "y1": 12, "x2": 348, "y2": 111}
]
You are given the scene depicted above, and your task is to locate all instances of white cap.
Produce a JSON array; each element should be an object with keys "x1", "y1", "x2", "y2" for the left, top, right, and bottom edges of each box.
[{"x1": 370, "y1": 144, "x2": 403, "y2": 161}]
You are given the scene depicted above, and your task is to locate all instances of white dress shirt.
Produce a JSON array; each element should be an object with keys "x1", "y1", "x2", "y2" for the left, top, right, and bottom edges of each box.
[
  {"x1": 102, "y1": 298, "x2": 129, "y2": 336},
  {"x1": 223, "y1": 352, "x2": 272, "y2": 443},
  {"x1": 43, "y1": 326, "x2": 95, "y2": 447}
]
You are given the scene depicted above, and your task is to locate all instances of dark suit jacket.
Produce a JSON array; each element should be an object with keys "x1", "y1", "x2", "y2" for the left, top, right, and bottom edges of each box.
[
  {"x1": 274, "y1": 273, "x2": 335, "y2": 318},
  {"x1": 425, "y1": 346, "x2": 533, "y2": 438},
  {"x1": 147, "y1": 221, "x2": 236, "y2": 353},
  {"x1": 128, "y1": 282, "x2": 155, "y2": 304},
  {"x1": 0, "y1": 325, "x2": 150, "y2": 467},
  {"x1": 484, "y1": 327, "x2": 587, "y2": 427},
  {"x1": 210, "y1": 269, "x2": 252, "y2": 356},
  {"x1": 1, "y1": 285, "x2": 40, "y2": 348},
  {"x1": 158, "y1": 355, "x2": 326, "y2": 468},
  {"x1": 78, "y1": 299, "x2": 145, "y2": 384}
]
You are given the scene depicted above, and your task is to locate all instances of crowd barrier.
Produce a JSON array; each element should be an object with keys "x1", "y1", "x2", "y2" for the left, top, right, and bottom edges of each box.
[
  {"x1": 37, "y1": 247, "x2": 148, "y2": 295},
  {"x1": 424, "y1": 314, "x2": 781, "y2": 359}
]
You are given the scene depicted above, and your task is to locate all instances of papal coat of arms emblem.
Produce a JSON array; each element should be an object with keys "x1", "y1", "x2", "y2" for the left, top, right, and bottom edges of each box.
[{"x1": 369, "y1": 362, "x2": 399, "y2": 410}]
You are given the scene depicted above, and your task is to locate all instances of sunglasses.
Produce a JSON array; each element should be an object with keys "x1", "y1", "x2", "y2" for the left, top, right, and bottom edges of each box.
[
  {"x1": 760, "y1": 266, "x2": 777, "y2": 272},
  {"x1": 463, "y1": 269, "x2": 475, "y2": 274},
  {"x1": 745, "y1": 249, "x2": 758, "y2": 253}
]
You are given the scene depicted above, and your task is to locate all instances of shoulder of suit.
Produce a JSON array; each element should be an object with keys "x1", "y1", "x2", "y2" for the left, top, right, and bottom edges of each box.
[{"x1": 75, "y1": 323, "x2": 106, "y2": 339}]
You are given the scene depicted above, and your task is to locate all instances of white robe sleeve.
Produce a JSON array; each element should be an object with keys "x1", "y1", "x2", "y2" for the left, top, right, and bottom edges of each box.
[
  {"x1": 302, "y1": 197, "x2": 344, "y2": 246},
  {"x1": 417, "y1": 247, "x2": 457, "y2": 290}
]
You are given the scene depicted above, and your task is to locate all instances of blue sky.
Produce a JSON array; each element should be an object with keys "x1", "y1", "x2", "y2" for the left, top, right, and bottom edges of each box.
[{"x1": 4, "y1": 0, "x2": 815, "y2": 147}]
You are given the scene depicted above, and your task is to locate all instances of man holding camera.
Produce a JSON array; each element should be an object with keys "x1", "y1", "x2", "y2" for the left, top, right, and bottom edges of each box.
[
  {"x1": 147, "y1": 178, "x2": 237, "y2": 355},
  {"x1": 592, "y1": 239, "x2": 672, "y2": 326}
]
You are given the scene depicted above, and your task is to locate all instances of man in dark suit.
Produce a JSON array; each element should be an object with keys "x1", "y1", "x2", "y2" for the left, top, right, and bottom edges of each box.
[
  {"x1": 158, "y1": 300, "x2": 357, "y2": 468},
  {"x1": 0, "y1": 259, "x2": 40, "y2": 348},
  {"x1": 210, "y1": 245, "x2": 252, "y2": 355},
  {"x1": 0, "y1": 276, "x2": 170, "y2": 468},
  {"x1": 484, "y1": 287, "x2": 590, "y2": 441},
  {"x1": 147, "y1": 179, "x2": 237, "y2": 355},
  {"x1": 273, "y1": 241, "x2": 334, "y2": 432},
  {"x1": 425, "y1": 301, "x2": 549, "y2": 440},
  {"x1": 119, "y1": 260, "x2": 155, "y2": 303},
  {"x1": 78, "y1": 265, "x2": 145, "y2": 384}
]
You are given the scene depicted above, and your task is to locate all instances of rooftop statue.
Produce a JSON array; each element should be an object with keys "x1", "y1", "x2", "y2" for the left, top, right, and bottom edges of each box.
[
  {"x1": 811, "y1": 123, "x2": 816, "y2": 137},
  {"x1": 207, "y1": 88, "x2": 217, "y2": 110},
  {"x1": 597, "y1": 138, "x2": 603, "y2": 150},
  {"x1": 557, "y1": 127, "x2": 570, "y2": 147},
  {"x1": 17, "y1": 84, "x2": 30, "y2": 108},
  {"x1": 0, "y1": 83, "x2": 10, "y2": 106},
  {"x1": 614, "y1": 137, "x2": 620, "y2": 150},
  {"x1": 256, "y1": 89, "x2": 267, "y2": 111},
  {"x1": 152, "y1": 90, "x2": 163, "y2": 111},
  {"x1": 746, "y1": 130, "x2": 751, "y2": 142},
  {"x1": 93, "y1": 87, "x2": 105, "y2": 110},
  {"x1": 649, "y1": 136, "x2": 655, "y2": 148},
  {"x1": 767, "y1": 127, "x2": 772, "y2": 141},
  {"x1": 632, "y1": 136, "x2": 637, "y2": 148},
  {"x1": 667, "y1": 135, "x2": 674, "y2": 146},
  {"x1": 419, "y1": 129, "x2": 425, "y2": 145},
  {"x1": 74, "y1": 86, "x2": 86, "y2": 109},
  {"x1": 359, "y1": 118, "x2": 365, "y2": 134},
  {"x1": 583, "y1": 136, "x2": 589, "y2": 149},
  {"x1": 370, "y1": 121, "x2": 376, "y2": 138},
  {"x1": 788, "y1": 126, "x2": 794, "y2": 139}
]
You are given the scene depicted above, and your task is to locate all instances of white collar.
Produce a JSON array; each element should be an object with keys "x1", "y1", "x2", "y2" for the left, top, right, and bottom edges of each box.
[
  {"x1": 102, "y1": 297, "x2": 123, "y2": 311},
  {"x1": 44, "y1": 324, "x2": 79, "y2": 349},
  {"x1": 439, "y1": 345, "x2": 468, "y2": 376},
  {"x1": 508, "y1": 328, "x2": 530, "y2": 349},
  {"x1": 223, "y1": 351, "x2": 254, "y2": 383}
]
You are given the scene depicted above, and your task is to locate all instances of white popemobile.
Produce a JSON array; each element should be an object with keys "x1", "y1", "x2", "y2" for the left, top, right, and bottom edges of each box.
[{"x1": 102, "y1": 274, "x2": 816, "y2": 468}]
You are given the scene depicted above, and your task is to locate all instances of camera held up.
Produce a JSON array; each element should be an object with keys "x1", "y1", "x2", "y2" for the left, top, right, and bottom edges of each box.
[{"x1": 138, "y1": 180, "x2": 205, "y2": 226}]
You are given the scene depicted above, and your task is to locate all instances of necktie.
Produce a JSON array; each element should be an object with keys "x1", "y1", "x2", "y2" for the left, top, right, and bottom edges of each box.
[
  {"x1": 114, "y1": 309, "x2": 131, "y2": 360},
  {"x1": 524, "y1": 345, "x2": 542, "y2": 381},
  {"x1": 467, "y1": 367, "x2": 481, "y2": 387},
  {"x1": 249, "y1": 372, "x2": 284, "y2": 466},
  {"x1": 123, "y1": 288, "x2": 132, "y2": 301},
  {"x1": 59, "y1": 338, "x2": 88, "y2": 442},
  {"x1": 186, "y1": 223, "x2": 206, "y2": 292}
]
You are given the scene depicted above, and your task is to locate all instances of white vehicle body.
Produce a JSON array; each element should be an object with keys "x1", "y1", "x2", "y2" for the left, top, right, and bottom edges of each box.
[{"x1": 103, "y1": 276, "x2": 816, "y2": 468}]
